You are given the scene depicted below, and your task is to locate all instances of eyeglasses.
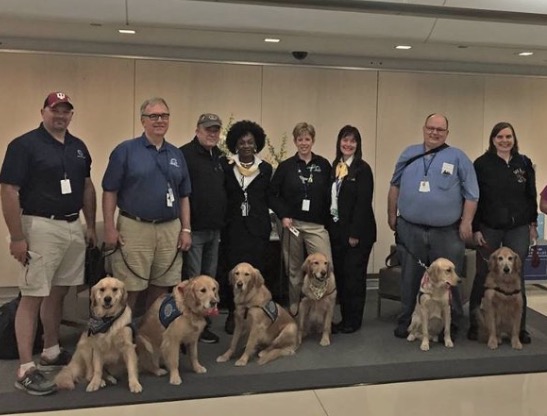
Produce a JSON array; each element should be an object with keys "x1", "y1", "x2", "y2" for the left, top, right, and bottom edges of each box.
[
  {"x1": 142, "y1": 113, "x2": 170, "y2": 121},
  {"x1": 425, "y1": 126, "x2": 448, "y2": 133}
]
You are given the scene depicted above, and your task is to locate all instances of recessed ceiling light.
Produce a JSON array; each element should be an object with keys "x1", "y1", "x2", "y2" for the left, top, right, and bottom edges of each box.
[
  {"x1": 264, "y1": 38, "x2": 280, "y2": 43},
  {"x1": 518, "y1": 51, "x2": 534, "y2": 56},
  {"x1": 395, "y1": 45, "x2": 412, "y2": 50},
  {"x1": 118, "y1": 29, "x2": 136, "y2": 34}
]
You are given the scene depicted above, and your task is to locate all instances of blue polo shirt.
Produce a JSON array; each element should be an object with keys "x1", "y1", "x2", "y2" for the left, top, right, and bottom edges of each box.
[
  {"x1": 0, "y1": 123, "x2": 91, "y2": 216},
  {"x1": 390, "y1": 143, "x2": 479, "y2": 226},
  {"x1": 102, "y1": 134, "x2": 191, "y2": 221}
]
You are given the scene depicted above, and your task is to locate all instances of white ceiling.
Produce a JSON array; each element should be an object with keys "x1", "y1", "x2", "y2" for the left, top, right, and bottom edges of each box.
[{"x1": 2, "y1": 0, "x2": 547, "y2": 75}]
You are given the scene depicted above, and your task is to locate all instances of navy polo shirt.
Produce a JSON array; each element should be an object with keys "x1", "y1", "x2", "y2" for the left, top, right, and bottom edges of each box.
[
  {"x1": 102, "y1": 134, "x2": 191, "y2": 221},
  {"x1": 0, "y1": 123, "x2": 91, "y2": 216}
]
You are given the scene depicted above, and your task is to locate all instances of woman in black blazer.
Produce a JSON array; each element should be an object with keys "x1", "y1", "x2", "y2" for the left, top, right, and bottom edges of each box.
[
  {"x1": 221, "y1": 120, "x2": 273, "y2": 333},
  {"x1": 329, "y1": 125, "x2": 377, "y2": 333}
]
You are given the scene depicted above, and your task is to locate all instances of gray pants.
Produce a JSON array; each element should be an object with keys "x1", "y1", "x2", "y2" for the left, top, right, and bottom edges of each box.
[
  {"x1": 396, "y1": 217, "x2": 465, "y2": 331},
  {"x1": 182, "y1": 229, "x2": 221, "y2": 279}
]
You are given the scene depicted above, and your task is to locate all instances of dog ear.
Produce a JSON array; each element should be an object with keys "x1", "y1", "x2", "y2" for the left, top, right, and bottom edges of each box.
[
  {"x1": 513, "y1": 251, "x2": 522, "y2": 274},
  {"x1": 90, "y1": 282, "x2": 99, "y2": 308},
  {"x1": 120, "y1": 284, "x2": 128, "y2": 305},
  {"x1": 229, "y1": 267, "x2": 236, "y2": 287},
  {"x1": 184, "y1": 279, "x2": 199, "y2": 306},
  {"x1": 326, "y1": 257, "x2": 333, "y2": 277},
  {"x1": 253, "y1": 266, "x2": 265, "y2": 288},
  {"x1": 301, "y1": 256, "x2": 310, "y2": 276}
]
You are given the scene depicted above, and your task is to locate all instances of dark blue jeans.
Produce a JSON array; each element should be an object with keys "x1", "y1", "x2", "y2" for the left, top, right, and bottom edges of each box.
[
  {"x1": 396, "y1": 217, "x2": 465, "y2": 331},
  {"x1": 468, "y1": 224, "x2": 530, "y2": 330}
]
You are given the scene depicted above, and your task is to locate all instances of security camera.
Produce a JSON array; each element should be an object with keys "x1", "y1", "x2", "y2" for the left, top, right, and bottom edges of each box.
[{"x1": 291, "y1": 51, "x2": 308, "y2": 61}]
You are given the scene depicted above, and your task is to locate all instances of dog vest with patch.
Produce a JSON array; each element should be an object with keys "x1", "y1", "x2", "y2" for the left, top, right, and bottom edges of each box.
[
  {"x1": 159, "y1": 294, "x2": 182, "y2": 328},
  {"x1": 88, "y1": 306, "x2": 127, "y2": 336},
  {"x1": 244, "y1": 300, "x2": 279, "y2": 322}
]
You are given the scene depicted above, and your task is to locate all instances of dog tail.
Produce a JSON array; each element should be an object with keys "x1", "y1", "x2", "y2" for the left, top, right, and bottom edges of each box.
[{"x1": 54, "y1": 352, "x2": 83, "y2": 390}]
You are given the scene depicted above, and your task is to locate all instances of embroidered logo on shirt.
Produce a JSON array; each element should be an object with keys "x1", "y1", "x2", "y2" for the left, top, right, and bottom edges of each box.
[
  {"x1": 76, "y1": 150, "x2": 86, "y2": 159},
  {"x1": 513, "y1": 168, "x2": 526, "y2": 183},
  {"x1": 169, "y1": 158, "x2": 180, "y2": 168}
]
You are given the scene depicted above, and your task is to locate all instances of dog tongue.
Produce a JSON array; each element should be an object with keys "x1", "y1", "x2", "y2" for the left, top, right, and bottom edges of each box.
[{"x1": 206, "y1": 306, "x2": 219, "y2": 317}]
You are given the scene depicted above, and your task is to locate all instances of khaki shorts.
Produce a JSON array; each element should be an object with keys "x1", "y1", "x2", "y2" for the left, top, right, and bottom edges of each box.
[
  {"x1": 110, "y1": 215, "x2": 182, "y2": 292},
  {"x1": 19, "y1": 215, "x2": 85, "y2": 297}
]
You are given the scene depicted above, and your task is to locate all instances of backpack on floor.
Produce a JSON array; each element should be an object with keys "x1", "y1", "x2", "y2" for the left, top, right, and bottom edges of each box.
[{"x1": 0, "y1": 294, "x2": 44, "y2": 359}]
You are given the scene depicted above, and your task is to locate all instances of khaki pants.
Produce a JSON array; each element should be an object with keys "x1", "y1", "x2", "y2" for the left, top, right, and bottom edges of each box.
[{"x1": 281, "y1": 219, "x2": 332, "y2": 311}]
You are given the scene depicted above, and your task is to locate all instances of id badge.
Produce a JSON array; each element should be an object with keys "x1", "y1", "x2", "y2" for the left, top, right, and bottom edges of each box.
[
  {"x1": 419, "y1": 180, "x2": 430, "y2": 193},
  {"x1": 302, "y1": 199, "x2": 310, "y2": 211},
  {"x1": 166, "y1": 192, "x2": 173, "y2": 207},
  {"x1": 241, "y1": 201, "x2": 250, "y2": 217},
  {"x1": 60, "y1": 179, "x2": 72, "y2": 195}
]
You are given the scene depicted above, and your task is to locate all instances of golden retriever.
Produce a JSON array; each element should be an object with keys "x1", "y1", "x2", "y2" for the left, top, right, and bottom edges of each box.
[
  {"x1": 55, "y1": 277, "x2": 142, "y2": 393},
  {"x1": 298, "y1": 253, "x2": 337, "y2": 346},
  {"x1": 407, "y1": 258, "x2": 460, "y2": 351},
  {"x1": 477, "y1": 247, "x2": 523, "y2": 350},
  {"x1": 216, "y1": 262, "x2": 298, "y2": 366},
  {"x1": 136, "y1": 275, "x2": 219, "y2": 385}
]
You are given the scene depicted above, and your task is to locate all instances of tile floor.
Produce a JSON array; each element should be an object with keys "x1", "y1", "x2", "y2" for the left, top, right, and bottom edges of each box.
[{"x1": 8, "y1": 284, "x2": 547, "y2": 416}]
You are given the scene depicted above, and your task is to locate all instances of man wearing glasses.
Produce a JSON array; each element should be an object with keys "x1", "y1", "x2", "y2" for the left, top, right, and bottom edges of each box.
[
  {"x1": 0, "y1": 92, "x2": 97, "y2": 395},
  {"x1": 102, "y1": 97, "x2": 192, "y2": 312},
  {"x1": 387, "y1": 113, "x2": 479, "y2": 340},
  {"x1": 179, "y1": 113, "x2": 227, "y2": 344}
]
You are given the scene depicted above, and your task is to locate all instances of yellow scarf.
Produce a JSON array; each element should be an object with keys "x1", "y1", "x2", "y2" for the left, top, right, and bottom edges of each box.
[{"x1": 335, "y1": 161, "x2": 348, "y2": 180}]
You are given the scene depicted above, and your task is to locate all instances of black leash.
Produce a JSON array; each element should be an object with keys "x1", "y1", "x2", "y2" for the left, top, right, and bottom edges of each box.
[
  {"x1": 115, "y1": 242, "x2": 181, "y2": 282},
  {"x1": 395, "y1": 235, "x2": 429, "y2": 271}
]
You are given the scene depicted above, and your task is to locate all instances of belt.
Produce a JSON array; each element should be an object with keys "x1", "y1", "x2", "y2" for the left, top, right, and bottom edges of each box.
[
  {"x1": 119, "y1": 210, "x2": 175, "y2": 224},
  {"x1": 400, "y1": 216, "x2": 459, "y2": 230},
  {"x1": 23, "y1": 211, "x2": 80, "y2": 222}
]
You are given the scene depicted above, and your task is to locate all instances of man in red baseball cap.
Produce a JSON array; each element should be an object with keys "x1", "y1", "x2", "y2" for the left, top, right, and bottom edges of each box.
[{"x1": 0, "y1": 91, "x2": 96, "y2": 395}]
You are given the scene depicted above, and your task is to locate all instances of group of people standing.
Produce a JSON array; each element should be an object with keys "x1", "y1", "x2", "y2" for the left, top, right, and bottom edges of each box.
[{"x1": 0, "y1": 92, "x2": 544, "y2": 397}]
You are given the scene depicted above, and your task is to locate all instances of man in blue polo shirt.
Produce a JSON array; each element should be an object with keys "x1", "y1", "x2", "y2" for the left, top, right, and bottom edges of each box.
[
  {"x1": 102, "y1": 97, "x2": 191, "y2": 312},
  {"x1": 0, "y1": 92, "x2": 97, "y2": 395},
  {"x1": 387, "y1": 113, "x2": 479, "y2": 340}
]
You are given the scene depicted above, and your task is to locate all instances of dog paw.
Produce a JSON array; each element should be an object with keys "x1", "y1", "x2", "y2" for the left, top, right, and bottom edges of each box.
[
  {"x1": 487, "y1": 340, "x2": 499, "y2": 350},
  {"x1": 407, "y1": 334, "x2": 416, "y2": 342},
  {"x1": 512, "y1": 340, "x2": 523, "y2": 350},
  {"x1": 86, "y1": 378, "x2": 104, "y2": 392},
  {"x1": 420, "y1": 342, "x2": 430, "y2": 351},
  {"x1": 235, "y1": 357, "x2": 248, "y2": 367},
  {"x1": 444, "y1": 339, "x2": 454, "y2": 348},
  {"x1": 129, "y1": 381, "x2": 143, "y2": 393},
  {"x1": 105, "y1": 374, "x2": 118, "y2": 385},
  {"x1": 169, "y1": 374, "x2": 182, "y2": 385},
  {"x1": 154, "y1": 368, "x2": 168, "y2": 376},
  {"x1": 193, "y1": 365, "x2": 207, "y2": 374},
  {"x1": 320, "y1": 336, "x2": 331, "y2": 346},
  {"x1": 216, "y1": 353, "x2": 230, "y2": 363}
]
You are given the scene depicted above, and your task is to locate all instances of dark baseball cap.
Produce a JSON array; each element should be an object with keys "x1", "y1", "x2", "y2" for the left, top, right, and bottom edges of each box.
[
  {"x1": 43, "y1": 92, "x2": 73, "y2": 109},
  {"x1": 197, "y1": 113, "x2": 222, "y2": 128}
]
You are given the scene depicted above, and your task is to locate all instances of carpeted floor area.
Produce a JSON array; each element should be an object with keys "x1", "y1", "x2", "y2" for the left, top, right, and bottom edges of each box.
[{"x1": 2, "y1": 292, "x2": 547, "y2": 415}]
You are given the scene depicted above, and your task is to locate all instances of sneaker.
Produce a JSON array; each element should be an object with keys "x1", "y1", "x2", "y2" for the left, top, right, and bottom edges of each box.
[
  {"x1": 14, "y1": 369, "x2": 56, "y2": 396},
  {"x1": 393, "y1": 325, "x2": 409, "y2": 339},
  {"x1": 37, "y1": 349, "x2": 72, "y2": 372},
  {"x1": 199, "y1": 328, "x2": 220, "y2": 344}
]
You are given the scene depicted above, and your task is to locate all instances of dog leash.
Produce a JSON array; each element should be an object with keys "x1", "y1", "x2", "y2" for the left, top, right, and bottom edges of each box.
[
  {"x1": 115, "y1": 242, "x2": 181, "y2": 282},
  {"x1": 395, "y1": 235, "x2": 429, "y2": 271}
]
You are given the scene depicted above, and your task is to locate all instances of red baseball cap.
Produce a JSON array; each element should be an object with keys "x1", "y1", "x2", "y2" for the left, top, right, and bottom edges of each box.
[{"x1": 43, "y1": 92, "x2": 73, "y2": 109}]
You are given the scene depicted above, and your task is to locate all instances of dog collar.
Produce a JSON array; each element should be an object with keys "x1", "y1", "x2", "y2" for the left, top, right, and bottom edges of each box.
[
  {"x1": 159, "y1": 294, "x2": 183, "y2": 328},
  {"x1": 88, "y1": 306, "x2": 127, "y2": 336},
  {"x1": 493, "y1": 287, "x2": 521, "y2": 296}
]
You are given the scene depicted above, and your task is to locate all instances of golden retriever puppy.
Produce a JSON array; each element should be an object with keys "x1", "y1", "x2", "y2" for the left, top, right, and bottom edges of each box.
[
  {"x1": 298, "y1": 253, "x2": 337, "y2": 346},
  {"x1": 477, "y1": 247, "x2": 523, "y2": 350},
  {"x1": 216, "y1": 262, "x2": 298, "y2": 366},
  {"x1": 136, "y1": 275, "x2": 219, "y2": 385},
  {"x1": 407, "y1": 258, "x2": 460, "y2": 351},
  {"x1": 55, "y1": 277, "x2": 142, "y2": 393}
]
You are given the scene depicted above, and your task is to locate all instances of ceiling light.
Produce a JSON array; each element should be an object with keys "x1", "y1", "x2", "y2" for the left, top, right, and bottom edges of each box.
[
  {"x1": 518, "y1": 51, "x2": 534, "y2": 56},
  {"x1": 118, "y1": 29, "x2": 136, "y2": 34},
  {"x1": 264, "y1": 38, "x2": 280, "y2": 43},
  {"x1": 395, "y1": 45, "x2": 412, "y2": 50}
]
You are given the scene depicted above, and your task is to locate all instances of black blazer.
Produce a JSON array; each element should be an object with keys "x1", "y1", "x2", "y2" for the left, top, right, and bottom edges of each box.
[
  {"x1": 222, "y1": 158, "x2": 273, "y2": 239},
  {"x1": 330, "y1": 158, "x2": 377, "y2": 247}
]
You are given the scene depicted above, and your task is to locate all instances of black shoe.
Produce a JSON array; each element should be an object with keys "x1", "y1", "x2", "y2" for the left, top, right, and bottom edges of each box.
[
  {"x1": 394, "y1": 326, "x2": 409, "y2": 339},
  {"x1": 467, "y1": 326, "x2": 478, "y2": 341},
  {"x1": 200, "y1": 328, "x2": 220, "y2": 344},
  {"x1": 224, "y1": 313, "x2": 235, "y2": 335},
  {"x1": 331, "y1": 321, "x2": 343, "y2": 334},
  {"x1": 341, "y1": 325, "x2": 360, "y2": 334},
  {"x1": 520, "y1": 330, "x2": 531, "y2": 344}
]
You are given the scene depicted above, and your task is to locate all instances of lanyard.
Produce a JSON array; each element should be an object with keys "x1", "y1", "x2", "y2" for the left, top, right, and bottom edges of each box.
[
  {"x1": 297, "y1": 165, "x2": 314, "y2": 197},
  {"x1": 422, "y1": 153, "x2": 437, "y2": 177}
]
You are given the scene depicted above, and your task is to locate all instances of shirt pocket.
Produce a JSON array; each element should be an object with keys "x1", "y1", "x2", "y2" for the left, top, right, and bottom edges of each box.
[
  {"x1": 19, "y1": 251, "x2": 47, "y2": 290},
  {"x1": 436, "y1": 173, "x2": 458, "y2": 191}
]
